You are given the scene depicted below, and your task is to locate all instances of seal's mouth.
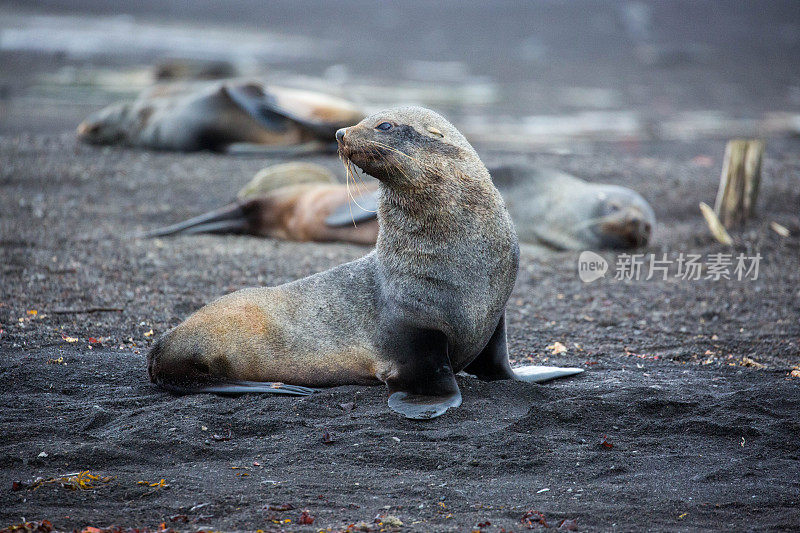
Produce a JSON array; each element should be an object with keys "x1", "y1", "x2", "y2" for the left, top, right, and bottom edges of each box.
[
  {"x1": 336, "y1": 126, "x2": 381, "y2": 213},
  {"x1": 336, "y1": 126, "x2": 394, "y2": 180},
  {"x1": 597, "y1": 208, "x2": 652, "y2": 248},
  {"x1": 76, "y1": 119, "x2": 126, "y2": 145}
]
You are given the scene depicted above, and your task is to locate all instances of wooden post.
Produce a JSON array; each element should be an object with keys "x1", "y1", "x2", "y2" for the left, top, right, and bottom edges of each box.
[{"x1": 713, "y1": 140, "x2": 764, "y2": 228}]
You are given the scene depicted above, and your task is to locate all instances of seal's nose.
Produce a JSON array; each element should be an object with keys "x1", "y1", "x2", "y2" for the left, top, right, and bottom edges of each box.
[
  {"x1": 335, "y1": 128, "x2": 346, "y2": 142},
  {"x1": 76, "y1": 121, "x2": 91, "y2": 136},
  {"x1": 623, "y1": 210, "x2": 651, "y2": 246}
]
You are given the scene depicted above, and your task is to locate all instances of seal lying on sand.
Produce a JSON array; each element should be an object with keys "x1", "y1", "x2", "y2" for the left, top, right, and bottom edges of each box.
[
  {"x1": 141, "y1": 162, "x2": 378, "y2": 245},
  {"x1": 77, "y1": 81, "x2": 365, "y2": 153},
  {"x1": 490, "y1": 164, "x2": 655, "y2": 250},
  {"x1": 325, "y1": 165, "x2": 656, "y2": 250},
  {"x1": 147, "y1": 107, "x2": 582, "y2": 419}
]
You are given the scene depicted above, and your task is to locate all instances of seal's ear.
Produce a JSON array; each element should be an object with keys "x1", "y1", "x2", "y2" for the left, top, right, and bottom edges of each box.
[
  {"x1": 325, "y1": 189, "x2": 379, "y2": 227},
  {"x1": 426, "y1": 126, "x2": 444, "y2": 138}
]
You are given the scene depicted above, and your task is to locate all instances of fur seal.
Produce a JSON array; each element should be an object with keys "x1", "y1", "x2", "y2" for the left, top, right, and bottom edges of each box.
[
  {"x1": 147, "y1": 106, "x2": 582, "y2": 419},
  {"x1": 153, "y1": 58, "x2": 238, "y2": 81},
  {"x1": 76, "y1": 81, "x2": 365, "y2": 153},
  {"x1": 325, "y1": 165, "x2": 656, "y2": 250},
  {"x1": 141, "y1": 162, "x2": 378, "y2": 245},
  {"x1": 490, "y1": 164, "x2": 655, "y2": 250}
]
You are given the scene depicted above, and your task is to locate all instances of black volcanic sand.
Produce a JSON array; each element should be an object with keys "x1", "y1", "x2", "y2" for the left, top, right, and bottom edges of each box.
[{"x1": 1, "y1": 135, "x2": 799, "y2": 532}]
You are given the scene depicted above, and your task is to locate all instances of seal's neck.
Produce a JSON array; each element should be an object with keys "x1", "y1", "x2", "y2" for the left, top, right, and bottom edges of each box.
[{"x1": 375, "y1": 167, "x2": 504, "y2": 253}]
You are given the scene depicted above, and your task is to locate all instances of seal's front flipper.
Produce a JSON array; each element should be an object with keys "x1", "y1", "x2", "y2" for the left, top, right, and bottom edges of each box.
[
  {"x1": 383, "y1": 326, "x2": 462, "y2": 420},
  {"x1": 325, "y1": 189, "x2": 379, "y2": 227},
  {"x1": 388, "y1": 389, "x2": 462, "y2": 420},
  {"x1": 223, "y1": 83, "x2": 343, "y2": 140},
  {"x1": 512, "y1": 365, "x2": 584, "y2": 383},
  {"x1": 221, "y1": 83, "x2": 292, "y2": 133}
]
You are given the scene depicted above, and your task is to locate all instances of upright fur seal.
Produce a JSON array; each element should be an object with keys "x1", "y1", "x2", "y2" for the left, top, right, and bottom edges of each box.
[
  {"x1": 141, "y1": 162, "x2": 378, "y2": 245},
  {"x1": 147, "y1": 107, "x2": 582, "y2": 419},
  {"x1": 324, "y1": 165, "x2": 656, "y2": 250},
  {"x1": 76, "y1": 81, "x2": 365, "y2": 153}
]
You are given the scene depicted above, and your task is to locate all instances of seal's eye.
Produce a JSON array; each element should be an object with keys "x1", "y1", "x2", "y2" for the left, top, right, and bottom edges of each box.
[{"x1": 375, "y1": 122, "x2": 393, "y2": 131}]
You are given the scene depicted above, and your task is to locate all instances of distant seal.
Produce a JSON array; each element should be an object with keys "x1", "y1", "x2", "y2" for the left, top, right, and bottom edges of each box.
[
  {"x1": 147, "y1": 106, "x2": 582, "y2": 419},
  {"x1": 323, "y1": 165, "x2": 656, "y2": 250},
  {"x1": 76, "y1": 81, "x2": 365, "y2": 153},
  {"x1": 153, "y1": 57, "x2": 238, "y2": 81},
  {"x1": 489, "y1": 165, "x2": 655, "y2": 250},
  {"x1": 142, "y1": 162, "x2": 378, "y2": 245}
]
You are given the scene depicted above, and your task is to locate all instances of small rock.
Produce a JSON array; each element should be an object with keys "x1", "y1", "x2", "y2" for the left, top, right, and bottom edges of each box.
[{"x1": 382, "y1": 515, "x2": 403, "y2": 528}]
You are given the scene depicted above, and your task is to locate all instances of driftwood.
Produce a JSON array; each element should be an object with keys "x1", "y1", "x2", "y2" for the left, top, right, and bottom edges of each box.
[
  {"x1": 699, "y1": 202, "x2": 733, "y2": 245},
  {"x1": 713, "y1": 139, "x2": 764, "y2": 228}
]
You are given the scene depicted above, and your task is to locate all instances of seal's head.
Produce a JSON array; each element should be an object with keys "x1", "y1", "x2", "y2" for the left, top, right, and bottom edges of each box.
[
  {"x1": 76, "y1": 103, "x2": 131, "y2": 145},
  {"x1": 586, "y1": 187, "x2": 655, "y2": 249},
  {"x1": 335, "y1": 106, "x2": 482, "y2": 190}
]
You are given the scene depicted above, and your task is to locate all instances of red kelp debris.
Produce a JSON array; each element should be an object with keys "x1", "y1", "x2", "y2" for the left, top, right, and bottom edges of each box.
[
  {"x1": 521, "y1": 510, "x2": 549, "y2": 528},
  {"x1": 298, "y1": 510, "x2": 315, "y2": 525},
  {"x1": 0, "y1": 519, "x2": 53, "y2": 533}
]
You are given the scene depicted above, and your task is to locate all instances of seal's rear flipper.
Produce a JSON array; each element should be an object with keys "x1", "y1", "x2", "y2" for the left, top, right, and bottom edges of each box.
[
  {"x1": 137, "y1": 203, "x2": 248, "y2": 238},
  {"x1": 512, "y1": 365, "x2": 584, "y2": 383},
  {"x1": 159, "y1": 379, "x2": 319, "y2": 396},
  {"x1": 462, "y1": 313, "x2": 583, "y2": 384},
  {"x1": 325, "y1": 189, "x2": 379, "y2": 227}
]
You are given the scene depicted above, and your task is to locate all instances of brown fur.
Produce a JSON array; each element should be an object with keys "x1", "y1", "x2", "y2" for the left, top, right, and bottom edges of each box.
[
  {"x1": 145, "y1": 182, "x2": 378, "y2": 245},
  {"x1": 264, "y1": 183, "x2": 378, "y2": 244}
]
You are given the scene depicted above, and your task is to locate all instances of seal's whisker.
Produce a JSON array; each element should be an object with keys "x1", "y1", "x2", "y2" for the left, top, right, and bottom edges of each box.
[
  {"x1": 366, "y1": 144, "x2": 412, "y2": 183},
  {"x1": 347, "y1": 161, "x2": 377, "y2": 213},
  {"x1": 339, "y1": 144, "x2": 370, "y2": 194},
  {"x1": 339, "y1": 152, "x2": 376, "y2": 221},
  {"x1": 337, "y1": 151, "x2": 359, "y2": 226},
  {"x1": 349, "y1": 150, "x2": 371, "y2": 193},
  {"x1": 364, "y1": 140, "x2": 421, "y2": 164}
]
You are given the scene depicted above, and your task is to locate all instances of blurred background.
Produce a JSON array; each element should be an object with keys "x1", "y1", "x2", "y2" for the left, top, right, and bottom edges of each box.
[{"x1": 2, "y1": 0, "x2": 799, "y2": 149}]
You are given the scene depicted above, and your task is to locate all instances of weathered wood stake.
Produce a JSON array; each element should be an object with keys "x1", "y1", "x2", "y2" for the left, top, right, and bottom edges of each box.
[{"x1": 713, "y1": 139, "x2": 764, "y2": 228}]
